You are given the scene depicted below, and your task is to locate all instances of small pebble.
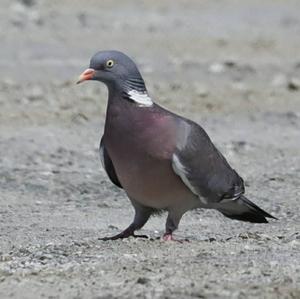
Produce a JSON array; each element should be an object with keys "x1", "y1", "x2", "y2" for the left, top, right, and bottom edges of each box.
[
  {"x1": 195, "y1": 85, "x2": 209, "y2": 97},
  {"x1": 271, "y1": 74, "x2": 288, "y2": 87},
  {"x1": 287, "y1": 77, "x2": 300, "y2": 91},
  {"x1": 209, "y1": 63, "x2": 225, "y2": 74},
  {"x1": 136, "y1": 277, "x2": 149, "y2": 284},
  {"x1": 26, "y1": 86, "x2": 44, "y2": 101}
]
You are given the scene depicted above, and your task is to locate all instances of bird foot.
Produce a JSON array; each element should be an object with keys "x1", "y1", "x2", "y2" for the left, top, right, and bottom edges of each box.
[
  {"x1": 99, "y1": 230, "x2": 149, "y2": 241},
  {"x1": 162, "y1": 233, "x2": 189, "y2": 243},
  {"x1": 162, "y1": 233, "x2": 174, "y2": 241}
]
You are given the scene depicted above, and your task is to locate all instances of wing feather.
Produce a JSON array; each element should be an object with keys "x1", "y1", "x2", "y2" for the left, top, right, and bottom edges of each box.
[
  {"x1": 100, "y1": 137, "x2": 122, "y2": 189},
  {"x1": 172, "y1": 120, "x2": 244, "y2": 203}
]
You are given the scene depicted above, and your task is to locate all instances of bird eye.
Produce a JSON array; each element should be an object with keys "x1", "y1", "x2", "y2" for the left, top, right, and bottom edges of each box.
[{"x1": 106, "y1": 59, "x2": 114, "y2": 68}]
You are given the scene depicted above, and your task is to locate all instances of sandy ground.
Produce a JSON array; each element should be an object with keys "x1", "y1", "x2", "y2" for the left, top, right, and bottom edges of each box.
[{"x1": 0, "y1": 0, "x2": 300, "y2": 298}]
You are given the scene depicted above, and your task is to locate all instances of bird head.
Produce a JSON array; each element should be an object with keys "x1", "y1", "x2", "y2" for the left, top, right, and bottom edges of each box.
[
  {"x1": 77, "y1": 50, "x2": 144, "y2": 87},
  {"x1": 77, "y1": 50, "x2": 153, "y2": 106}
]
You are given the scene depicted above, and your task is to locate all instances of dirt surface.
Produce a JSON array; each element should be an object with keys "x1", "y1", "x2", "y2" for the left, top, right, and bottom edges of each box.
[{"x1": 1, "y1": 0, "x2": 300, "y2": 298}]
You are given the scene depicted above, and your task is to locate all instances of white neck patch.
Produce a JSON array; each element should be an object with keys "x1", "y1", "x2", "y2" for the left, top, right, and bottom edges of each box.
[{"x1": 127, "y1": 89, "x2": 153, "y2": 107}]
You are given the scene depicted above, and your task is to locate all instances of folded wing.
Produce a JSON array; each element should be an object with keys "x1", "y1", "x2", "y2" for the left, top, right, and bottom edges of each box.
[
  {"x1": 172, "y1": 120, "x2": 244, "y2": 204},
  {"x1": 100, "y1": 137, "x2": 123, "y2": 189}
]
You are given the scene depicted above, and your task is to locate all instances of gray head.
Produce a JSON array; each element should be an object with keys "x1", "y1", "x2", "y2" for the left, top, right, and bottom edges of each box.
[{"x1": 77, "y1": 50, "x2": 147, "y2": 94}]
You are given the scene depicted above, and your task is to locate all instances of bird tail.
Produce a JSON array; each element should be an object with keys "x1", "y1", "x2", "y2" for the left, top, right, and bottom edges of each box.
[{"x1": 218, "y1": 195, "x2": 277, "y2": 223}]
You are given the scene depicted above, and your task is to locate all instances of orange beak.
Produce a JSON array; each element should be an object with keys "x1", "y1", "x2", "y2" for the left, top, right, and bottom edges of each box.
[{"x1": 76, "y1": 68, "x2": 96, "y2": 84}]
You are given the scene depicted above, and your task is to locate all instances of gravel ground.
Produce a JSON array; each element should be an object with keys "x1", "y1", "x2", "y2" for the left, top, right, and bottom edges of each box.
[{"x1": 0, "y1": 0, "x2": 300, "y2": 298}]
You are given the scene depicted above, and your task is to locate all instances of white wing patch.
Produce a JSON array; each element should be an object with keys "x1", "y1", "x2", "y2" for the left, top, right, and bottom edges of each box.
[
  {"x1": 172, "y1": 154, "x2": 198, "y2": 194},
  {"x1": 99, "y1": 143, "x2": 105, "y2": 169},
  {"x1": 172, "y1": 154, "x2": 208, "y2": 204},
  {"x1": 128, "y1": 89, "x2": 153, "y2": 107},
  {"x1": 176, "y1": 122, "x2": 192, "y2": 151}
]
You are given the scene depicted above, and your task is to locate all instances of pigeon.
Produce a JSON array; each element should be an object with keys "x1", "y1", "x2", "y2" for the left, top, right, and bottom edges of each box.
[{"x1": 77, "y1": 50, "x2": 276, "y2": 241}]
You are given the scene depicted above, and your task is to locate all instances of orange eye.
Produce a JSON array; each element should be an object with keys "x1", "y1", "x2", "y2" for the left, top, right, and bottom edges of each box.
[{"x1": 106, "y1": 59, "x2": 114, "y2": 68}]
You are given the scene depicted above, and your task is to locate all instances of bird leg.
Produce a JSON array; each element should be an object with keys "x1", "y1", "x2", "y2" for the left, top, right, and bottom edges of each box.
[
  {"x1": 162, "y1": 210, "x2": 189, "y2": 242},
  {"x1": 99, "y1": 202, "x2": 152, "y2": 241},
  {"x1": 162, "y1": 211, "x2": 181, "y2": 241}
]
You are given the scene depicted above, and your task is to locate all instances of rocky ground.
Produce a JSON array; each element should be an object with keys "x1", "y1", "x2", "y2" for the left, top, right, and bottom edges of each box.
[{"x1": 0, "y1": 0, "x2": 300, "y2": 298}]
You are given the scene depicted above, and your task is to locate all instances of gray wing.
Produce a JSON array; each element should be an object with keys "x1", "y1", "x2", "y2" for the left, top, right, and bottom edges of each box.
[
  {"x1": 99, "y1": 137, "x2": 122, "y2": 189},
  {"x1": 172, "y1": 120, "x2": 244, "y2": 203}
]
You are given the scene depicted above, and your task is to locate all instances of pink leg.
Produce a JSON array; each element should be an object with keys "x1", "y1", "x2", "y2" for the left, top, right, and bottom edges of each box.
[
  {"x1": 163, "y1": 233, "x2": 175, "y2": 241},
  {"x1": 162, "y1": 233, "x2": 189, "y2": 243}
]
